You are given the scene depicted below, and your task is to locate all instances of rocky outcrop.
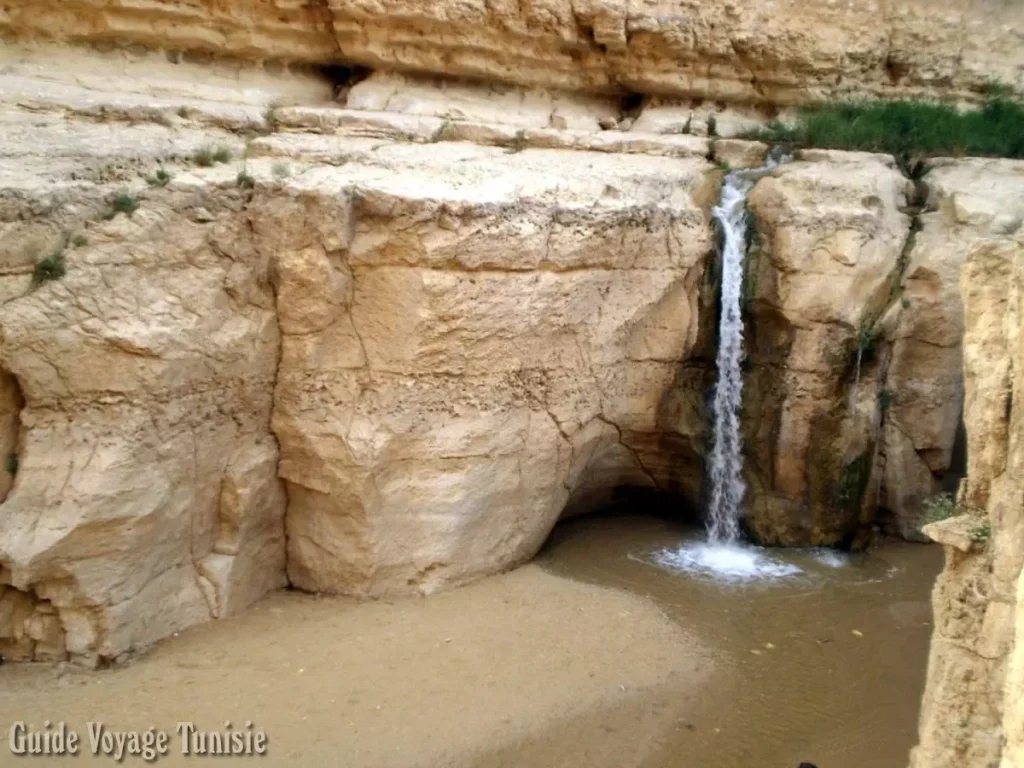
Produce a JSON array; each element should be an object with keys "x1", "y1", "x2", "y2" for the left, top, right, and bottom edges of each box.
[
  {"x1": 1, "y1": 0, "x2": 1021, "y2": 106},
  {"x1": 741, "y1": 150, "x2": 914, "y2": 546},
  {"x1": 911, "y1": 235, "x2": 1024, "y2": 768},
  {"x1": 254, "y1": 129, "x2": 716, "y2": 596},
  {"x1": 0, "y1": 47, "x2": 720, "y2": 659},
  {"x1": 879, "y1": 160, "x2": 1024, "y2": 539},
  {"x1": 908, "y1": 160, "x2": 1024, "y2": 768}
]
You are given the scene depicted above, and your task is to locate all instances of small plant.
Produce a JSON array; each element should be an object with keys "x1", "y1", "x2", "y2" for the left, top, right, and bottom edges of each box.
[
  {"x1": 146, "y1": 168, "x2": 172, "y2": 187},
  {"x1": 72, "y1": 234, "x2": 88, "y2": 248},
  {"x1": 237, "y1": 170, "x2": 255, "y2": 189},
  {"x1": 263, "y1": 101, "x2": 280, "y2": 132},
  {"x1": 706, "y1": 114, "x2": 718, "y2": 137},
  {"x1": 111, "y1": 193, "x2": 138, "y2": 217},
  {"x1": 507, "y1": 129, "x2": 528, "y2": 154},
  {"x1": 193, "y1": 147, "x2": 215, "y2": 167},
  {"x1": 921, "y1": 492, "x2": 957, "y2": 525},
  {"x1": 177, "y1": 106, "x2": 189, "y2": 119},
  {"x1": 857, "y1": 325, "x2": 877, "y2": 359},
  {"x1": 970, "y1": 522, "x2": 992, "y2": 544},
  {"x1": 212, "y1": 146, "x2": 232, "y2": 164},
  {"x1": 878, "y1": 388, "x2": 896, "y2": 412},
  {"x1": 716, "y1": 158, "x2": 731, "y2": 172},
  {"x1": 432, "y1": 120, "x2": 454, "y2": 143},
  {"x1": 32, "y1": 252, "x2": 66, "y2": 285},
  {"x1": 272, "y1": 162, "x2": 291, "y2": 179},
  {"x1": 6, "y1": 453, "x2": 18, "y2": 475}
]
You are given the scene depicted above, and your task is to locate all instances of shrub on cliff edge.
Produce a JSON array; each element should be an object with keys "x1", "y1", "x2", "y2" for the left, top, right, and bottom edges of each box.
[{"x1": 746, "y1": 96, "x2": 1024, "y2": 160}]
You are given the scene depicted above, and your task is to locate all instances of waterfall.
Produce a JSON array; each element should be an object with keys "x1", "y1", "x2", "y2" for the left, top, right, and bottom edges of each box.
[{"x1": 706, "y1": 153, "x2": 786, "y2": 545}]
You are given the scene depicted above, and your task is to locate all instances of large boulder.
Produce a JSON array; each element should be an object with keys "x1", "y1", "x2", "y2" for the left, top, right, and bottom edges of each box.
[{"x1": 742, "y1": 150, "x2": 914, "y2": 546}]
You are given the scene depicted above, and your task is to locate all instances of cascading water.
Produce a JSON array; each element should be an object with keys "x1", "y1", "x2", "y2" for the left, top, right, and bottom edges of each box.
[
  {"x1": 705, "y1": 170, "x2": 757, "y2": 544},
  {"x1": 648, "y1": 151, "x2": 802, "y2": 583},
  {"x1": 705, "y1": 152, "x2": 789, "y2": 544}
]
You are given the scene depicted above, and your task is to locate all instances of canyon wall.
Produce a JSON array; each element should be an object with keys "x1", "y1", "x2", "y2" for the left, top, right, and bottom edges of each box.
[
  {"x1": 0, "y1": 22, "x2": 1018, "y2": 759},
  {"x1": 1, "y1": 0, "x2": 1021, "y2": 108},
  {"x1": 911, "y1": 166, "x2": 1024, "y2": 768},
  {"x1": 0, "y1": 43, "x2": 725, "y2": 661}
]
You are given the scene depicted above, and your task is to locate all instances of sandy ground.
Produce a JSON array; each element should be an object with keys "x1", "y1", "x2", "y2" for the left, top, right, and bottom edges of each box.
[{"x1": 0, "y1": 565, "x2": 709, "y2": 768}]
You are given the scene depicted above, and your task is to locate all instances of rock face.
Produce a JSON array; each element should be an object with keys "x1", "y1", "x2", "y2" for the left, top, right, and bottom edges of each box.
[
  {"x1": 1, "y1": 0, "x2": 1021, "y2": 106},
  {"x1": 255, "y1": 137, "x2": 716, "y2": 596},
  {"x1": 742, "y1": 150, "x2": 914, "y2": 546},
  {"x1": 0, "y1": 20, "x2": 1018, "y2": 668},
  {"x1": 909, "y1": 163, "x2": 1024, "y2": 768},
  {"x1": 0, "y1": 44, "x2": 721, "y2": 659}
]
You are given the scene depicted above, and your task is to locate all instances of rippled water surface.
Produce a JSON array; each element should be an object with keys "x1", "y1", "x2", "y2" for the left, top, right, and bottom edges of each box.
[{"x1": 536, "y1": 513, "x2": 943, "y2": 768}]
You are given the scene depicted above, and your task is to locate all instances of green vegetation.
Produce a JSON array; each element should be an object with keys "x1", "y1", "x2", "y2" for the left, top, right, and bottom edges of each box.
[
  {"x1": 5, "y1": 453, "x2": 17, "y2": 476},
  {"x1": 111, "y1": 193, "x2": 138, "y2": 217},
  {"x1": 857, "y1": 323, "x2": 877, "y2": 362},
  {"x1": 237, "y1": 170, "x2": 255, "y2": 189},
  {"x1": 32, "y1": 251, "x2": 66, "y2": 285},
  {"x1": 744, "y1": 95, "x2": 1024, "y2": 161},
  {"x1": 193, "y1": 147, "x2": 215, "y2": 167},
  {"x1": 146, "y1": 168, "x2": 172, "y2": 188},
  {"x1": 263, "y1": 101, "x2": 280, "y2": 132},
  {"x1": 970, "y1": 522, "x2": 992, "y2": 544},
  {"x1": 835, "y1": 453, "x2": 871, "y2": 515},
  {"x1": 716, "y1": 158, "x2": 731, "y2": 172},
  {"x1": 921, "y1": 492, "x2": 957, "y2": 525},
  {"x1": 72, "y1": 234, "x2": 88, "y2": 248},
  {"x1": 878, "y1": 388, "x2": 896, "y2": 412},
  {"x1": 193, "y1": 145, "x2": 233, "y2": 167},
  {"x1": 507, "y1": 129, "x2": 528, "y2": 154},
  {"x1": 272, "y1": 162, "x2": 291, "y2": 180},
  {"x1": 432, "y1": 120, "x2": 454, "y2": 143}
]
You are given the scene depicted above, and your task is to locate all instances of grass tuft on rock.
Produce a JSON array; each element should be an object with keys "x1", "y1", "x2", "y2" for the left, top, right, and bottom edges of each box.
[
  {"x1": 921, "y1": 492, "x2": 957, "y2": 525},
  {"x1": 146, "y1": 168, "x2": 172, "y2": 187},
  {"x1": 111, "y1": 193, "x2": 138, "y2": 217},
  {"x1": 745, "y1": 96, "x2": 1024, "y2": 160},
  {"x1": 32, "y1": 251, "x2": 66, "y2": 285}
]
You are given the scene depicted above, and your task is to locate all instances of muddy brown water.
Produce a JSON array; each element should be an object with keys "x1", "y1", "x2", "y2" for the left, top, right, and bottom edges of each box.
[
  {"x1": 0, "y1": 513, "x2": 941, "y2": 768},
  {"x1": 536, "y1": 514, "x2": 944, "y2": 768}
]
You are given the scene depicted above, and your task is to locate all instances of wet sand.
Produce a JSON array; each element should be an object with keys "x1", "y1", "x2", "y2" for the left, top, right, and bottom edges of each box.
[
  {"x1": 0, "y1": 513, "x2": 941, "y2": 768},
  {"x1": 0, "y1": 561, "x2": 708, "y2": 768}
]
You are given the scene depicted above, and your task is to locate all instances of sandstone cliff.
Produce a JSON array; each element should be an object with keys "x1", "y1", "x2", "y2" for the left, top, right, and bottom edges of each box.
[
  {"x1": 1, "y1": 0, "x2": 1022, "y2": 107},
  {"x1": 0, "y1": 12, "x2": 1018, "y2": 684},
  {"x1": 911, "y1": 174, "x2": 1024, "y2": 768}
]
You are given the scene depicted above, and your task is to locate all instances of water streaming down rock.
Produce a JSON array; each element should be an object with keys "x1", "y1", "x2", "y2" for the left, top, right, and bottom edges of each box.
[{"x1": 706, "y1": 153, "x2": 786, "y2": 544}]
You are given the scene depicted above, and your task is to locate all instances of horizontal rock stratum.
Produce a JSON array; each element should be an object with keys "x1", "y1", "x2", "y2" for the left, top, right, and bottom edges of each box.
[{"x1": 1, "y1": 0, "x2": 1022, "y2": 105}]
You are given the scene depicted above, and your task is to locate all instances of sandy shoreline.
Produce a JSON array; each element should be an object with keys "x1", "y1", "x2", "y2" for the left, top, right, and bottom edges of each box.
[{"x1": 0, "y1": 564, "x2": 709, "y2": 768}]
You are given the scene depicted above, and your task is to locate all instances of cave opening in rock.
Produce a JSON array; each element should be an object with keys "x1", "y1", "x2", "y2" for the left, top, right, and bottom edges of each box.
[{"x1": 318, "y1": 63, "x2": 373, "y2": 103}]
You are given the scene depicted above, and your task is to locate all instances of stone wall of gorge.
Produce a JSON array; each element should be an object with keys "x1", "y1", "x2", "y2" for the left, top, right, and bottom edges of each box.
[
  {"x1": 0, "y1": 36, "x2": 1018, "y2": 670},
  {"x1": 911, "y1": 209, "x2": 1024, "y2": 768},
  {"x1": 1, "y1": 0, "x2": 1022, "y2": 107}
]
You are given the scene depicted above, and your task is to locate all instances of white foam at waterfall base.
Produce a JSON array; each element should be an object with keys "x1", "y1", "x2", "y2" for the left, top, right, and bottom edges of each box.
[{"x1": 651, "y1": 541, "x2": 803, "y2": 583}]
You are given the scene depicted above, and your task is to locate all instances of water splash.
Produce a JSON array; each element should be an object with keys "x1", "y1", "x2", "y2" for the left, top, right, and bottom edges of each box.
[{"x1": 705, "y1": 152, "x2": 787, "y2": 544}]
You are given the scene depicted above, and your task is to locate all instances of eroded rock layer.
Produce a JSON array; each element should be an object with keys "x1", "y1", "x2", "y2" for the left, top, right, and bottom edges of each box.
[
  {"x1": 911, "y1": 164, "x2": 1024, "y2": 768},
  {"x1": 1, "y1": 0, "x2": 1021, "y2": 106}
]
